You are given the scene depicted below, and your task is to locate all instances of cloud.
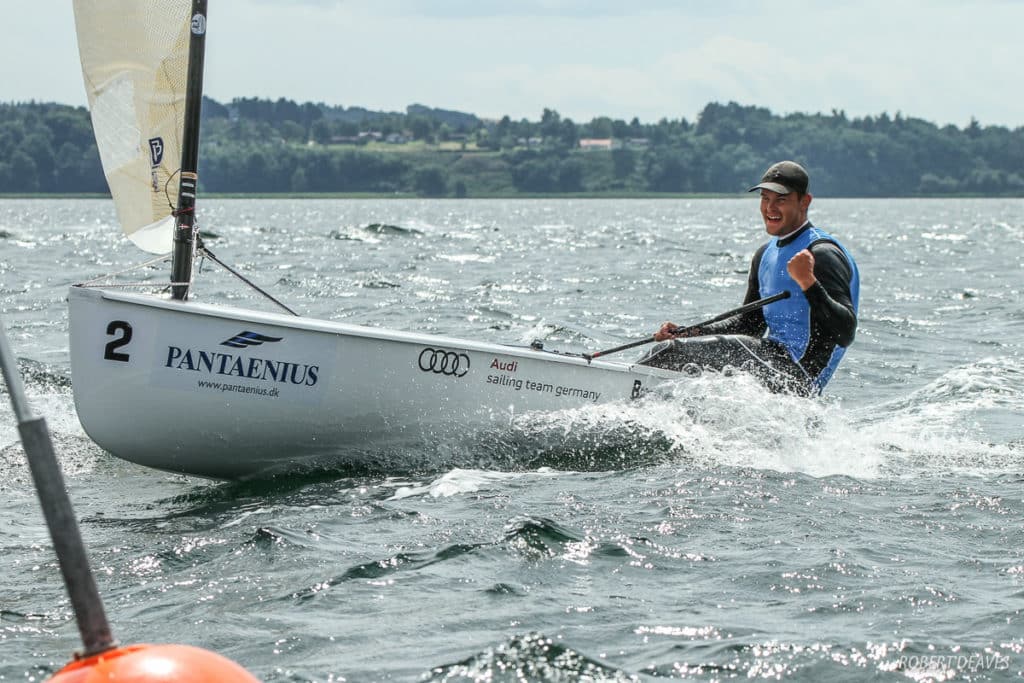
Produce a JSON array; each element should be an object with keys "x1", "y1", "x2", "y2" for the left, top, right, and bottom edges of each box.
[{"x1": 6, "y1": 1, "x2": 1024, "y2": 128}]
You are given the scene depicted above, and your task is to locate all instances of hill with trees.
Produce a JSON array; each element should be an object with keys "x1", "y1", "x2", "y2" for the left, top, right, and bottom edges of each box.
[{"x1": 1, "y1": 98, "x2": 1022, "y2": 197}]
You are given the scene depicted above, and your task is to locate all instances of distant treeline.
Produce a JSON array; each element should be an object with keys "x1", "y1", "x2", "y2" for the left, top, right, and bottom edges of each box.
[{"x1": 2, "y1": 98, "x2": 1023, "y2": 197}]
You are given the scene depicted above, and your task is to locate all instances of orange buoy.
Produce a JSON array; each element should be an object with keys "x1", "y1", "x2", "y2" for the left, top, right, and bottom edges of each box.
[{"x1": 49, "y1": 644, "x2": 260, "y2": 683}]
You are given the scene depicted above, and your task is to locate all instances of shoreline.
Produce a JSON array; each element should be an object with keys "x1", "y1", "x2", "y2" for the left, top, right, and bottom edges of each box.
[{"x1": 2, "y1": 192, "x2": 1022, "y2": 200}]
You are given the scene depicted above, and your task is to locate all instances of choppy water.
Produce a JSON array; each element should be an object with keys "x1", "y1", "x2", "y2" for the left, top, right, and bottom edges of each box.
[{"x1": 1, "y1": 198, "x2": 1023, "y2": 681}]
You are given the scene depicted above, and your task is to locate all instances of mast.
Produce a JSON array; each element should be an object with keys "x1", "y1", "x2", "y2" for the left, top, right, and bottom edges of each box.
[{"x1": 170, "y1": 0, "x2": 208, "y2": 300}]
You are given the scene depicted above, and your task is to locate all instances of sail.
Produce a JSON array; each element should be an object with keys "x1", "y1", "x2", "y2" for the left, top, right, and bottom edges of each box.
[{"x1": 73, "y1": 0, "x2": 192, "y2": 254}]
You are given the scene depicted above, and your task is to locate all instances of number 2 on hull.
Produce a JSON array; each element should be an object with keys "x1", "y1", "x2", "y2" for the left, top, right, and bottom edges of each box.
[{"x1": 103, "y1": 321, "x2": 132, "y2": 362}]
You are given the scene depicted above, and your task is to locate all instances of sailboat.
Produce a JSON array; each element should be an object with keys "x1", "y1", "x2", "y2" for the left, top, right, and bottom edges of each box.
[{"x1": 67, "y1": 0, "x2": 693, "y2": 479}]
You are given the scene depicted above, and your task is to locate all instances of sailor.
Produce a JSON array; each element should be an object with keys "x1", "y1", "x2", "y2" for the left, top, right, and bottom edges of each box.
[{"x1": 639, "y1": 160, "x2": 860, "y2": 395}]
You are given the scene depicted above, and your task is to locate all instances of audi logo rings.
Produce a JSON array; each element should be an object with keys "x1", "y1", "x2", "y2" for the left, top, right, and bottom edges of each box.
[{"x1": 418, "y1": 347, "x2": 470, "y2": 377}]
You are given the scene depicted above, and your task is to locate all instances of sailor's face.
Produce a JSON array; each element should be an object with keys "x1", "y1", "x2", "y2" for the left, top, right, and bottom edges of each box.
[{"x1": 759, "y1": 190, "x2": 810, "y2": 236}]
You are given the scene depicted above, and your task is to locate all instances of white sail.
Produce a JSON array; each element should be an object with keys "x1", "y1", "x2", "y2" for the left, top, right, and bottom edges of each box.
[{"x1": 73, "y1": 0, "x2": 193, "y2": 254}]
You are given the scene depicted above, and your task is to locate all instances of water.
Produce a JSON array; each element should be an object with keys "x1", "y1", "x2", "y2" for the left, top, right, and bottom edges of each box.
[{"x1": 1, "y1": 198, "x2": 1023, "y2": 681}]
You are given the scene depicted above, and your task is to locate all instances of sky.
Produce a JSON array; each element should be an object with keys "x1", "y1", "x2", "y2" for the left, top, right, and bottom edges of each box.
[{"x1": 6, "y1": 0, "x2": 1024, "y2": 128}]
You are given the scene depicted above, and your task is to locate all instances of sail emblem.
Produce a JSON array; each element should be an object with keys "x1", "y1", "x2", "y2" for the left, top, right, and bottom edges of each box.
[
  {"x1": 191, "y1": 13, "x2": 206, "y2": 35},
  {"x1": 221, "y1": 331, "x2": 284, "y2": 349},
  {"x1": 148, "y1": 138, "x2": 164, "y2": 167}
]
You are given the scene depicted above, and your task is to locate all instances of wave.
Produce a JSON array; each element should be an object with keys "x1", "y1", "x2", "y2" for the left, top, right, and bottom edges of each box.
[
  {"x1": 0, "y1": 357, "x2": 98, "y2": 479},
  {"x1": 426, "y1": 632, "x2": 637, "y2": 682},
  {"x1": 850, "y1": 356, "x2": 1024, "y2": 475},
  {"x1": 389, "y1": 468, "x2": 556, "y2": 499}
]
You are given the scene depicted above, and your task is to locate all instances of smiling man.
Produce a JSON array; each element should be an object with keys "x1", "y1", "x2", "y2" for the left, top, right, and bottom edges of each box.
[{"x1": 640, "y1": 161, "x2": 860, "y2": 395}]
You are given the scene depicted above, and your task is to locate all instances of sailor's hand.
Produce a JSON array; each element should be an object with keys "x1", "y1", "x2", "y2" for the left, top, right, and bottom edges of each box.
[
  {"x1": 653, "y1": 322, "x2": 678, "y2": 341},
  {"x1": 654, "y1": 322, "x2": 701, "y2": 341},
  {"x1": 787, "y1": 249, "x2": 817, "y2": 290}
]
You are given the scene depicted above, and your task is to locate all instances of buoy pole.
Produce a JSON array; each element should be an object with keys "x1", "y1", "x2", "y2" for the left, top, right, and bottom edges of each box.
[{"x1": 0, "y1": 318, "x2": 115, "y2": 656}]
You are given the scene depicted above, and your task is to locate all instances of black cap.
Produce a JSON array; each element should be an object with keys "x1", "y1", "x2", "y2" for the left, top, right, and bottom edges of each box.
[{"x1": 748, "y1": 161, "x2": 809, "y2": 195}]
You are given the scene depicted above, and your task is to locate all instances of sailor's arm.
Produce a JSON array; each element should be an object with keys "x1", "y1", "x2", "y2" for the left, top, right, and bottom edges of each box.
[{"x1": 788, "y1": 244, "x2": 857, "y2": 347}]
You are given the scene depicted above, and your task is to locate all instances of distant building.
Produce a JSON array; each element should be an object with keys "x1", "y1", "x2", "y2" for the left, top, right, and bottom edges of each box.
[
  {"x1": 517, "y1": 137, "x2": 544, "y2": 148},
  {"x1": 579, "y1": 138, "x2": 621, "y2": 151}
]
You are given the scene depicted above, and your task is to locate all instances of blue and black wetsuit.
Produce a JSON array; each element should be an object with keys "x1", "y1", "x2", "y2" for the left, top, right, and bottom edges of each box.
[{"x1": 640, "y1": 222, "x2": 859, "y2": 395}]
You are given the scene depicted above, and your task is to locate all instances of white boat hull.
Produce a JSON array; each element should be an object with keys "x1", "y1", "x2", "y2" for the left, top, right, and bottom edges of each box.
[{"x1": 68, "y1": 286, "x2": 680, "y2": 479}]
